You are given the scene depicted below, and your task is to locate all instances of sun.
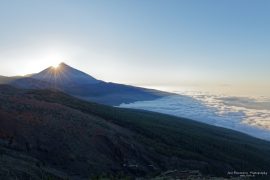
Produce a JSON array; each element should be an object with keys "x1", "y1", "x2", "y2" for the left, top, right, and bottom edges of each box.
[{"x1": 52, "y1": 62, "x2": 60, "y2": 69}]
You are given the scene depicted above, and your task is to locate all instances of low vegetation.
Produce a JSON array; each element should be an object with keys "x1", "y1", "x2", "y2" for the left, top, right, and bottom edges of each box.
[{"x1": 0, "y1": 85, "x2": 269, "y2": 179}]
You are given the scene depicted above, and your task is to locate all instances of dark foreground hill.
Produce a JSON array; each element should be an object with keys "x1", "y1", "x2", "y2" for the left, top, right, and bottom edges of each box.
[{"x1": 0, "y1": 85, "x2": 270, "y2": 179}]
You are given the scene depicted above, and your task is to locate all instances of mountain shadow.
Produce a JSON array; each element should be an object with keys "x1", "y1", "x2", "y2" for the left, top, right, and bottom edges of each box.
[{"x1": 3, "y1": 63, "x2": 170, "y2": 105}]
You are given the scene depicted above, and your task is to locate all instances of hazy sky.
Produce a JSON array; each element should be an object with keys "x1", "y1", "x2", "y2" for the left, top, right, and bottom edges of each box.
[{"x1": 0, "y1": 0, "x2": 270, "y2": 96}]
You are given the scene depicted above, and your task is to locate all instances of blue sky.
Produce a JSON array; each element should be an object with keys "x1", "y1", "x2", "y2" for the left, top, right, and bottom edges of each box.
[{"x1": 0, "y1": 0, "x2": 270, "y2": 96}]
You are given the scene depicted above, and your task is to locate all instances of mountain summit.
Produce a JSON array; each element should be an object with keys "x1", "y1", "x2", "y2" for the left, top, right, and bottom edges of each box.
[{"x1": 31, "y1": 62, "x2": 100, "y2": 86}]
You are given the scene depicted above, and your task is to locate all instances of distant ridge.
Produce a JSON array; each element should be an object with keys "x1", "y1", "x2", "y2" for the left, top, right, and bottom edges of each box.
[{"x1": 0, "y1": 75, "x2": 22, "y2": 84}]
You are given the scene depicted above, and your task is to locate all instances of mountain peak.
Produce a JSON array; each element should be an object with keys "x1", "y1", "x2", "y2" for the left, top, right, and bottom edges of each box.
[
  {"x1": 58, "y1": 62, "x2": 68, "y2": 67},
  {"x1": 31, "y1": 62, "x2": 100, "y2": 85},
  {"x1": 49, "y1": 62, "x2": 69, "y2": 69}
]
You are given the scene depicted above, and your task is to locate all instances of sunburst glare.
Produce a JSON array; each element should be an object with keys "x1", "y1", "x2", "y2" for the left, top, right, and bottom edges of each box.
[{"x1": 52, "y1": 62, "x2": 61, "y2": 69}]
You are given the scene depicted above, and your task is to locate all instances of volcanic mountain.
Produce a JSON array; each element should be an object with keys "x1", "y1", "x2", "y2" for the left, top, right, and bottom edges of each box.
[
  {"x1": 31, "y1": 63, "x2": 100, "y2": 86},
  {"x1": 6, "y1": 63, "x2": 169, "y2": 105}
]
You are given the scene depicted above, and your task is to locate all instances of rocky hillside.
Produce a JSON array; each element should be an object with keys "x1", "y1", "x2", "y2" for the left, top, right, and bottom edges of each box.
[{"x1": 0, "y1": 85, "x2": 269, "y2": 179}]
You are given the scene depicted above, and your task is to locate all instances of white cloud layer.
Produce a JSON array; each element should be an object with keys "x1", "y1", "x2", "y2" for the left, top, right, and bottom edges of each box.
[{"x1": 119, "y1": 92, "x2": 270, "y2": 141}]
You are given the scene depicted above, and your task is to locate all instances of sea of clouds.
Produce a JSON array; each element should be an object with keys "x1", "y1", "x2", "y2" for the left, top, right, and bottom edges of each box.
[{"x1": 119, "y1": 92, "x2": 270, "y2": 141}]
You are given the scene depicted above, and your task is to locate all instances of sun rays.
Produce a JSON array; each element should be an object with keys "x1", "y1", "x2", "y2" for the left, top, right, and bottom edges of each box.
[
  {"x1": 51, "y1": 62, "x2": 61, "y2": 69},
  {"x1": 37, "y1": 62, "x2": 74, "y2": 89}
]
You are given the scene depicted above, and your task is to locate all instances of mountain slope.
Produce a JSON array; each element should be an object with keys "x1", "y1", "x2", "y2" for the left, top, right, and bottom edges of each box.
[
  {"x1": 7, "y1": 63, "x2": 169, "y2": 105},
  {"x1": 0, "y1": 85, "x2": 270, "y2": 179}
]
